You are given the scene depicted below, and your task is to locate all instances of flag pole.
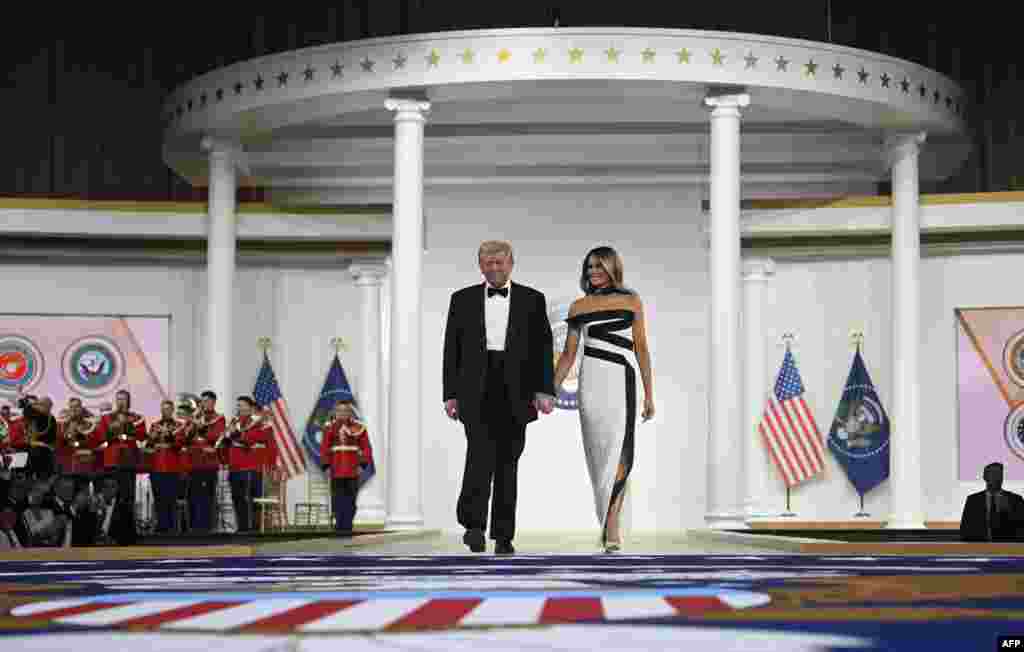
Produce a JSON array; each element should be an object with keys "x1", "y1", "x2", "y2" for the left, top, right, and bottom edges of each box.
[
  {"x1": 779, "y1": 333, "x2": 797, "y2": 517},
  {"x1": 850, "y1": 330, "x2": 872, "y2": 518}
]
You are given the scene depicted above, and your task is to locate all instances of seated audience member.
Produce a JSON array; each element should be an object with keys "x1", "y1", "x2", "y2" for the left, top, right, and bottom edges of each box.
[
  {"x1": 22, "y1": 482, "x2": 65, "y2": 546},
  {"x1": 96, "y1": 476, "x2": 136, "y2": 546},
  {"x1": 961, "y1": 462, "x2": 1024, "y2": 542},
  {"x1": 0, "y1": 508, "x2": 20, "y2": 548}
]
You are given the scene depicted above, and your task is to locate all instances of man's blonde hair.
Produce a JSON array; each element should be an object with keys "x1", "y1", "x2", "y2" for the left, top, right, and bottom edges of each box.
[{"x1": 478, "y1": 240, "x2": 514, "y2": 263}]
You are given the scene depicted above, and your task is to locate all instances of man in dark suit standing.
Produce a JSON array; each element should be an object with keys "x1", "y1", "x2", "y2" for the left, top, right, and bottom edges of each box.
[
  {"x1": 444, "y1": 240, "x2": 556, "y2": 555},
  {"x1": 960, "y1": 462, "x2": 1024, "y2": 542}
]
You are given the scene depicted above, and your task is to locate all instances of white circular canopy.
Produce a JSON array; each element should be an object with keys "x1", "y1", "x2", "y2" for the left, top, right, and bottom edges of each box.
[{"x1": 162, "y1": 27, "x2": 970, "y2": 204}]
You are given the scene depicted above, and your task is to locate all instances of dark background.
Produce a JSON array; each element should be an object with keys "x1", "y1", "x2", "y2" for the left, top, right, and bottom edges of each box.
[{"x1": 0, "y1": 3, "x2": 1018, "y2": 201}]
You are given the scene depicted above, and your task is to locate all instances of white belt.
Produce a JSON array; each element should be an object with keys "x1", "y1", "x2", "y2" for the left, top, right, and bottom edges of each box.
[
  {"x1": 73, "y1": 450, "x2": 94, "y2": 457},
  {"x1": 331, "y1": 445, "x2": 359, "y2": 452},
  {"x1": 251, "y1": 443, "x2": 267, "y2": 449}
]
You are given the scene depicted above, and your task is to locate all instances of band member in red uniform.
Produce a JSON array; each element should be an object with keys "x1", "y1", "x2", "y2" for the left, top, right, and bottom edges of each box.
[
  {"x1": 221, "y1": 396, "x2": 272, "y2": 533},
  {"x1": 146, "y1": 399, "x2": 182, "y2": 534},
  {"x1": 319, "y1": 400, "x2": 373, "y2": 535},
  {"x1": 182, "y1": 390, "x2": 224, "y2": 533},
  {"x1": 57, "y1": 398, "x2": 99, "y2": 490},
  {"x1": 15, "y1": 387, "x2": 58, "y2": 480},
  {"x1": 90, "y1": 390, "x2": 147, "y2": 505}
]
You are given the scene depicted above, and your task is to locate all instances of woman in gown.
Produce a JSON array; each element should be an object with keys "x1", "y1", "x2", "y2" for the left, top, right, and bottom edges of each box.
[{"x1": 553, "y1": 246, "x2": 654, "y2": 552}]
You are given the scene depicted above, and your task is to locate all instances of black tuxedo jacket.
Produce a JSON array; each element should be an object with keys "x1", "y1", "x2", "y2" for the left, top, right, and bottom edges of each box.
[
  {"x1": 443, "y1": 281, "x2": 555, "y2": 426},
  {"x1": 960, "y1": 489, "x2": 1024, "y2": 542}
]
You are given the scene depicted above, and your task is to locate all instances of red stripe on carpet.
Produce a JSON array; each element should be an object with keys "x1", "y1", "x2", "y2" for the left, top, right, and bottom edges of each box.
[
  {"x1": 19, "y1": 602, "x2": 129, "y2": 620},
  {"x1": 539, "y1": 597, "x2": 604, "y2": 623},
  {"x1": 387, "y1": 598, "x2": 483, "y2": 630},
  {"x1": 239, "y1": 600, "x2": 361, "y2": 631},
  {"x1": 117, "y1": 601, "x2": 243, "y2": 628},
  {"x1": 664, "y1": 596, "x2": 731, "y2": 614}
]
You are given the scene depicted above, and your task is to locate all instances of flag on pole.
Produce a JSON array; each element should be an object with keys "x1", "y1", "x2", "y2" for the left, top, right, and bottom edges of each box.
[
  {"x1": 826, "y1": 348, "x2": 890, "y2": 496},
  {"x1": 759, "y1": 347, "x2": 827, "y2": 487},
  {"x1": 253, "y1": 352, "x2": 306, "y2": 479}
]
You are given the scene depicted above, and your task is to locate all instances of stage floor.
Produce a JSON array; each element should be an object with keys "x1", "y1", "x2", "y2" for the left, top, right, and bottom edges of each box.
[{"x1": 1, "y1": 532, "x2": 1024, "y2": 650}]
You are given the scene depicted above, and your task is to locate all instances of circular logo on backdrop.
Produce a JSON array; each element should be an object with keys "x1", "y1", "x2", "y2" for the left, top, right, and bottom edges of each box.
[
  {"x1": 549, "y1": 300, "x2": 581, "y2": 410},
  {"x1": 0, "y1": 334, "x2": 44, "y2": 395},
  {"x1": 1004, "y1": 403, "x2": 1024, "y2": 462},
  {"x1": 61, "y1": 335, "x2": 125, "y2": 397},
  {"x1": 1004, "y1": 329, "x2": 1024, "y2": 388}
]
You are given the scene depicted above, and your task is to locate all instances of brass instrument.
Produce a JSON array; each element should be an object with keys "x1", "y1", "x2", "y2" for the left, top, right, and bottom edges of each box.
[
  {"x1": 0, "y1": 417, "x2": 8, "y2": 448},
  {"x1": 148, "y1": 418, "x2": 177, "y2": 450},
  {"x1": 175, "y1": 393, "x2": 209, "y2": 446},
  {"x1": 59, "y1": 408, "x2": 97, "y2": 449}
]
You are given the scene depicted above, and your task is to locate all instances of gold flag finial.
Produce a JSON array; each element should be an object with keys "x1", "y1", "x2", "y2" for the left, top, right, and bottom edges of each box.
[
  {"x1": 330, "y1": 337, "x2": 347, "y2": 353},
  {"x1": 781, "y1": 332, "x2": 796, "y2": 349},
  {"x1": 850, "y1": 329, "x2": 864, "y2": 351},
  {"x1": 257, "y1": 337, "x2": 272, "y2": 352}
]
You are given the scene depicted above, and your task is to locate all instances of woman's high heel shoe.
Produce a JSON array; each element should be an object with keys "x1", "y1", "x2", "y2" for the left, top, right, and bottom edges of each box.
[{"x1": 604, "y1": 542, "x2": 621, "y2": 553}]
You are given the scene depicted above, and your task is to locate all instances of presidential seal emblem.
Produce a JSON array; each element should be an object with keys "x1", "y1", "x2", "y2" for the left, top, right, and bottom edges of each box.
[
  {"x1": 830, "y1": 393, "x2": 889, "y2": 459},
  {"x1": 549, "y1": 300, "x2": 581, "y2": 410},
  {"x1": 1004, "y1": 403, "x2": 1024, "y2": 462},
  {"x1": 0, "y1": 334, "x2": 44, "y2": 396},
  {"x1": 61, "y1": 335, "x2": 124, "y2": 397},
  {"x1": 1003, "y1": 328, "x2": 1024, "y2": 388}
]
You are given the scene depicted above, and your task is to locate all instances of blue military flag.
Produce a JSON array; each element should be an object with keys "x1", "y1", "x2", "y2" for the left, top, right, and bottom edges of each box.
[
  {"x1": 826, "y1": 348, "x2": 890, "y2": 496},
  {"x1": 303, "y1": 354, "x2": 376, "y2": 488}
]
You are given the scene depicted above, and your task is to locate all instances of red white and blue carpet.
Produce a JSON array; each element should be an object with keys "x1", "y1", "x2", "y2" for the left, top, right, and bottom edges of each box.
[{"x1": 1, "y1": 553, "x2": 1022, "y2": 650}]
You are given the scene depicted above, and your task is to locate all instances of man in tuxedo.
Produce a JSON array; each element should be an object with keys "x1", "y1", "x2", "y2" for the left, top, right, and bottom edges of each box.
[
  {"x1": 443, "y1": 240, "x2": 555, "y2": 555},
  {"x1": 960, "y1": 462, "x2": 1024, "y2": 542}
]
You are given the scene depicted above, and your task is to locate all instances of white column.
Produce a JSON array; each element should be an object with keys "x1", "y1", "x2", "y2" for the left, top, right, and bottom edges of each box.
[
  {"x1": 201, "y1": 137, "x2": 238, "y2": 405},
  {"x1": 886, "y1": 131, "x2": 927, "y2": 529},
  {"x1": 385, "y1": 96, "x2": 430, "y2": 529},
  {"x1": 742, "y1": 257, "x2": 775, "y2": 519},
  {"x1": 351, "y1": 263, "x2": 388, "y2": 524},
  {"x1": 703, "y1": 91, "x2": 750, "y2": 529}
]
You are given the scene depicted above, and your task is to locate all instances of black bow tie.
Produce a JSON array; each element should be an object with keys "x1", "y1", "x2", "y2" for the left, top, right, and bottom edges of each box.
[{"x1": 487, "y1": 287, "x2": 508, "y2": 298}]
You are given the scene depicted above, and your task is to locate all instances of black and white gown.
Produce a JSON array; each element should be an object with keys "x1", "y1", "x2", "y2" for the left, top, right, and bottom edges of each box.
[{"x1": 565, "y1": 309, "x2": 638, "y2": 543}]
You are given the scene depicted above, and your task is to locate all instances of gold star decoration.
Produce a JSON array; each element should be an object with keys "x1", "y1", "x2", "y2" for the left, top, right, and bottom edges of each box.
[
  {"x1": 360, "y1": 58, "x2": 375, "y2": 72},
  {"x1": 605, "y1": 47, "x2": 620, "y2": 63},
  {"x1": 804, "y1": 59, "x2": 818, "y2": 77},
  {"x1": 569, "y1": 48, "x2": 584, "y2": 64},
  {"x1": 710, "y1": 48, "x2": 725, "y2": 65},
  {"x1": 744, "y1": 52, "x2": 758, "y2": 69},
  {"x1": 641, "y1": 48, "x2": 656, "y2": 63},
  {"x1": 775, "y1": 56, "x2": 789, "y2": 71},
  {"x1": 677, "y1": 48, "x2": 691, "y2": 63},
  {"x1": 461, "y1": 49, "x2": 474, "y2": 64},
  {"x1": 832, "y1": 63, "x2": 844, "y2": 79},
  {"x1": 426, "y1": 49, "x2": 441, "y2": 67},
  {"x1": 533, "y1": 48, "x2": 547, "y2": 63},
  {"x1": 497, "y1": 48, "x2": 512, "y2": 63},
  {"x1": 393, "y1": 54, "x2": 407, "y2": 70}
]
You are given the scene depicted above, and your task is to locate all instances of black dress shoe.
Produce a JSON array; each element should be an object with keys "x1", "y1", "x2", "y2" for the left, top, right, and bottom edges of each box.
[
  {"x1": 495, "y1": 540, "x2": 515, "y2": 555},
  {"x1": 463, "y1": 528, "x2": 485, "y2": 552}
]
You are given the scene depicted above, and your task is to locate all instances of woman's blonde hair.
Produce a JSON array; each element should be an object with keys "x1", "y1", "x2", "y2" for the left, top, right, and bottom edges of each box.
[{"x1": 580, "y1": 246, "x2": 631, "y2": 295}]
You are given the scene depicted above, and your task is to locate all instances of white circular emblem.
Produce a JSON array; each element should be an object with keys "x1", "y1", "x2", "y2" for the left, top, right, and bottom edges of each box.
[
  {"x1": 0, "y1": 333, "x2": 45, "y2": 396},
  {"x1": 1005, "y1": 403, "x2": 1024, "y2": 462},
  {"x1": 61, "y1": 335, "x2": 126, "y2": 397},
  {"x1": 1004, "y1": 328, "x2": 1024, "y2": 388}
]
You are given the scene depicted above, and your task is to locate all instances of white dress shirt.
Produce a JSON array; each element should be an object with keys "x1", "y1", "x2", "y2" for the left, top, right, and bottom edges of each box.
[{"x1": 485, "y1": 281, "x2": 511, "y2": 351}]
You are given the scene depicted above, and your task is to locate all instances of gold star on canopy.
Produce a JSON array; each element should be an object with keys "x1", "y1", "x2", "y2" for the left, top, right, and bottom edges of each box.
[
  {"x1": 426, "y1": 49, "x2": 441, "y2": 67},
  {"x1": 775, "y1": 56, "x2": 789, "y2": 71},
  {"x1": 569, "y1": 48, "x2": 584, "y2": 64},
  {"x1": 605, "y1": 47, "x2": 620, "y2": 63},
  {"x1": 711, "y1": 48, "x2": 725, "y2": 65},
  {"x1": 393, "y1": 54, "x2": 407, "y2": 70},
  {"x1": 461, "y1": 49, "x2": 474, "y2": 64},
  {"x1": 360, "y1": 58, "x2": 375, "y2": 72},
  {"x1": 641, "y1": 48, "x2": 656, "y2": 63},
  {"x1": 832, "y1": 63, "x2": 844, "y2": 79},
  {"x1": 533, "y1": 48, "x2": 547, "y2": 63},
  {"x1": 677, "y1": 48, "x2": 691, "y2": 63},
  {"x1": 744, "y1": 52, "x2": 758, "y2": 69},
  {"x1": 498, "y1": 48, "x2": 512, "y2": 63},
  {"x1": 804, "y1": 60, "x2": 818, "y2": 77}
]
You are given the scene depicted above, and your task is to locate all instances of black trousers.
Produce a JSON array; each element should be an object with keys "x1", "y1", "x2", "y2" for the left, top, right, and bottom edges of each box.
[
  {"x1": 456, "y1": 351, "x2": 528, "y2": 543},
  {"x1": 332, "y1": 477, "x2": 359, "y2": 533},
  {"x1": 150, "y1": 472, "x2": 180, "y2": 533},
  {"x1": 189, "y1": 470, "x2": 217, "y2": 532},
  {"x1": 229, "y1": 470, "x2": 262, "y2": 532}
]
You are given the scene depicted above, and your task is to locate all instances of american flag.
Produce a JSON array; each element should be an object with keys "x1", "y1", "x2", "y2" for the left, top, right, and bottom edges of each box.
[
  {"x1": 253, "y1": 353, "x2": 306, "y2": 479},
  {"x1": 758, "y1": 348, "x2": 826, "y2": 487}
]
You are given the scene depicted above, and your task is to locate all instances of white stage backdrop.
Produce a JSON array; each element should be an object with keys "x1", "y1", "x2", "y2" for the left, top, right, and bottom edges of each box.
[{"x1": 0, "y1": 314, "x2": 170, "y2": 416}]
